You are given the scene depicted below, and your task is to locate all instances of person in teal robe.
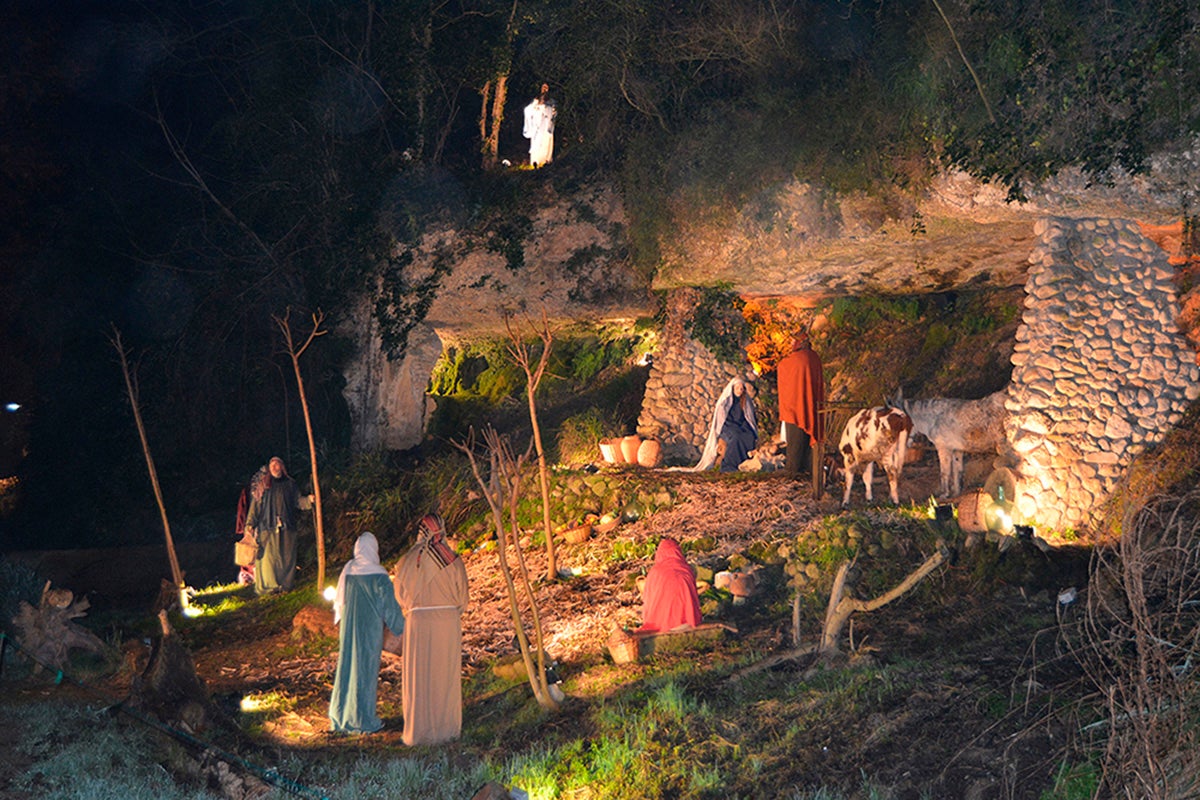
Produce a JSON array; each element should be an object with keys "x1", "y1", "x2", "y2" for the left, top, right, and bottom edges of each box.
[{"x1": 329, "y1": 532, "x2": 405, "y2": 734}]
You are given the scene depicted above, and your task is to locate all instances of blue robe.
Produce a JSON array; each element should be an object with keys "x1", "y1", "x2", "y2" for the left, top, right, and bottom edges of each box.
[
  {"x1": 720, "y1": 399, "x2": 758, "y2": 472},
  {"x1": 329, "y1": 572, "x2": 405, "y2": 733}
]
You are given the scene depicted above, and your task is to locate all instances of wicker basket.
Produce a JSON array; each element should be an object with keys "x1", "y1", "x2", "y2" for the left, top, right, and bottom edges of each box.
[
  {"x1": 561, "y1": 524, "x2": 593, "y2": 544},
  {"x1": 606, "y1": 627, "x2": 640, "y2": 664},
  {"x1": 594, "y1": 518, "x2": 620, "y2": 536}
]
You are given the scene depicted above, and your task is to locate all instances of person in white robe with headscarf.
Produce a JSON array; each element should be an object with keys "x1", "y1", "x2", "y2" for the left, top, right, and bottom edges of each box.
[
  {"x1": 329, "y1": 532, "x2": 405, "y2": 734},
  {"x1": 392, "y1": 513, "x2": 470, "y2": 746},
  {"x1": 693, "y1": 377, "x2": 759, "y2": 472}
]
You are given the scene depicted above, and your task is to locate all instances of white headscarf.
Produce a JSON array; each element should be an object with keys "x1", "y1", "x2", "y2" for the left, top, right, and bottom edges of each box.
[
  {"x1": 333, "y1": 532, "x2": 390, "y2": 624},
  {"x1": 691, "y1": 377, "x2": 758, "y2": 471}
]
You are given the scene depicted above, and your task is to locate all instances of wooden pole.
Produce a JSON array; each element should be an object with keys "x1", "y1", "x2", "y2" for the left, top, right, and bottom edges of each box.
[{"x1": 110, "y1": 328, "x2": 186, "y2": 600}]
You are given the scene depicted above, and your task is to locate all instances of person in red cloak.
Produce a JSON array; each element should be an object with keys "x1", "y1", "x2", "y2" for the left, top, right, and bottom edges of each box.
[
  {"x1": 776, "y1": 330, "x2": 825, "y2": 479},
  {"x1": 637, "y1": 538, "x2": 702, "y2": 633}
]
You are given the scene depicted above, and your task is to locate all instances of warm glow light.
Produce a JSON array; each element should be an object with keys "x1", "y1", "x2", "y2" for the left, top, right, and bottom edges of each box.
[
  {"x1": 240, "y1": 695, "x2": 264, "y2": 712},
  {"x1": 183, "y1": 605, "x2": 203, "y2": 618},
  {"x1": 323, "y1": 586, "x2": 337, "y2": 602}
]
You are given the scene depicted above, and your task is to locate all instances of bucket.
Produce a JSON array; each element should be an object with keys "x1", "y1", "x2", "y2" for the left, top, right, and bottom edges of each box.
[
  {"x1": 957, "y1": 489, "x2": 990, "y2": 534},
  {"x1": 599, "y1": 438, "x2": 625, "y2": 465}
]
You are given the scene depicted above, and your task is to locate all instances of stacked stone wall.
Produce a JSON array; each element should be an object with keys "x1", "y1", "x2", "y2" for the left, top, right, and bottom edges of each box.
[
  {"x1": 1006, "y1": 217, "x2": 1200, "y2": 533},
  {"x1": 637, "y1": 289, "x2": 752, "y2": 465}
]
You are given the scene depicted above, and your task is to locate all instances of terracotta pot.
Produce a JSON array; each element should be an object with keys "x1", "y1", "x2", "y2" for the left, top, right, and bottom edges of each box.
[
  {"x1": 620, "y1": 434, "x2": 642, "y2": 464},
  {"x1": 636, "y1": 438, "x2": 662, "y2": 468}
]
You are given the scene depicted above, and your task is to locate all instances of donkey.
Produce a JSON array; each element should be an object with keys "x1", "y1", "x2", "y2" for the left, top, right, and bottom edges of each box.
[{"x1": 891, "y1": 388, "x2": 1007, "y2": 498}]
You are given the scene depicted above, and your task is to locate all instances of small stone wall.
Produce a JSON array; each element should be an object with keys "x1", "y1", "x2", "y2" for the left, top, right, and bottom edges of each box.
[
  {"x1": 1005, "y1": 217, "x2": 1200, "y2": 533},
  {"x1": 637, "y1": 289, "x2": 750, "y2": 465}
]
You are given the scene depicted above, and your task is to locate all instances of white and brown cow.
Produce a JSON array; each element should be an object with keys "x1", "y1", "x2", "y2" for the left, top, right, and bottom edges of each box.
[{"x1": 838, "y1": 406, "x2": 913, "y2": 507}]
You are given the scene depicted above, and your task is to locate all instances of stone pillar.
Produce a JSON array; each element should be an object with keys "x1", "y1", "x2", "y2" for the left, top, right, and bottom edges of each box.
[
  {"x1": 637, "y1": 288, "x2": 753, "y2": 465},
  {"x1": 1005, "y1": 217, "x2": 1200, "y2": 533}
]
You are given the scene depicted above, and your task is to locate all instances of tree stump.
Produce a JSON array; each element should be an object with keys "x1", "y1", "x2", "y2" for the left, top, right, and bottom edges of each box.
[
  {"x1": 10, "y1": 580, "x2": 108, "y2": 672},
  {"x1": 129, "y1": 611, "x2": 233, "y2": 736}
]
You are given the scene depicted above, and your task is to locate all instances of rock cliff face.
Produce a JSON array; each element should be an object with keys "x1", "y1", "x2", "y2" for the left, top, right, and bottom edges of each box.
[
  {"x1": 342, "y1": 147, "x2": 1200, "y2": 523},
  {"x1": 340, "y1": 181, "x2": 654, "y2": 451},
  {"x1": 657, "y1": 155, "x2": 1200, "y2": 300}
]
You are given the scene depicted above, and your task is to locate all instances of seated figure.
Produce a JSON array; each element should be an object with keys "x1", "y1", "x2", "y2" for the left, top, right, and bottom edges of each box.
[
  {"x1": 693, "y1": 377, "x2": 758, "y2": 472},
  {"x1": 638, "y1": 538, "x2": 702, "y2": 633}
]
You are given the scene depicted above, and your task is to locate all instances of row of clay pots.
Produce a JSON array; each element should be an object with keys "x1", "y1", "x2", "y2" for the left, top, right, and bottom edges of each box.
[{"x1": 598, "y1": 435, "x2": 662, "y2": 468}]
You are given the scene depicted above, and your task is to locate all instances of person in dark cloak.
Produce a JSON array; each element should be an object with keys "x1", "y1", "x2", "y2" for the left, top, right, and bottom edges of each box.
[
  {"x1": 234, "y1": 465, "x2": 267, "y2": 586},
  {"x1": 243, "y1": 456, "x2": 312, "y2": 595},
  {"x1": 329, "y1": 531, "x2": 405, "y2": 734}
]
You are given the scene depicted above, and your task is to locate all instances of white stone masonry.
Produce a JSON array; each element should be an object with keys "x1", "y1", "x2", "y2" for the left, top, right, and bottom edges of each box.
[{"x1": 1005, "y1": 217, "x2": 1200, "y2": 533}]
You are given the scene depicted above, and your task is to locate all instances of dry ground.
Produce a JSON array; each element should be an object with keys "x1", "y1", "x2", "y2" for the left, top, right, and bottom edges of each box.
[{"x1": 1, "y1": 452, "x2": 1096, "y2": 799}]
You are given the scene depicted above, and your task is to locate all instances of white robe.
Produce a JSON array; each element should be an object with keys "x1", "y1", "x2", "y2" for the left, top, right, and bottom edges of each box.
[{"x1": 523, "y1": 98, "x2": 556, "y2": 167}]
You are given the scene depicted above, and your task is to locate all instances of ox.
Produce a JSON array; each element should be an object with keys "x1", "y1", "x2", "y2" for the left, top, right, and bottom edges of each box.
[
  {"x1": 838, "y1": 406, "x2": 912, "y2": 507},
  {"x1": 891, "y1": 388, "x2": 1006, "y2": 498}
]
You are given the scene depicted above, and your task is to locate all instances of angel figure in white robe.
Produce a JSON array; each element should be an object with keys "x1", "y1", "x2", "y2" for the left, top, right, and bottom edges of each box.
[{"x1": 523, "y1": 83, "x2": 556, "y2": 167}]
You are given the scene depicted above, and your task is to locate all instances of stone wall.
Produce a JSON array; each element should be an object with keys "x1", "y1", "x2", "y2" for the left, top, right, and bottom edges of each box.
[
  {"x1": 636, "y1": 288, "x2": 752, "y2": 465},
  {"x1": 1005, "y1": 217, "x2": 1200, "y2": 534}
]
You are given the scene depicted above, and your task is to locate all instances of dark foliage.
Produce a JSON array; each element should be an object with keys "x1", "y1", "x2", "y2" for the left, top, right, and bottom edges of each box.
[{"x1": 1, "y1": 0, "x2": 1197, "y2": 549}]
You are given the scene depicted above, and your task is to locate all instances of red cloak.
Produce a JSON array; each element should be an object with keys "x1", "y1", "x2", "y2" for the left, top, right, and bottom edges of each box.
[{"x1": 638, "y1": 538, "x2": 702, "y2": 633}]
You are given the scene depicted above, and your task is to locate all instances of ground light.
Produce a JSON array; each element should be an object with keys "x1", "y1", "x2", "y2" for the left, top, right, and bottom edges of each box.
[{"x1": 323, "y1": 585, "x2": 336, "y2": 602}]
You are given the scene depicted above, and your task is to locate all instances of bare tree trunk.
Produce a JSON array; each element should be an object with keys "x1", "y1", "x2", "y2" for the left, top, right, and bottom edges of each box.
[
  {"x1": 272, "y1": 309, "x2": 328, "y2": 590},
  {"x1": 505, "y1": 312, "x2": 557, "y2": 580},
  {"x1": 479, "y1": 79, "x2": 492, "y2": 165},
  {"x1": 479, "y1": 0, "x2": 519, "y2": 169},
  {"x1": 110, "y1": 327, "x2": 186, "y2": 604},
  {"x1": 457, "y1": 428, "x2": 560, "y2": 710},
  {"x1": 818, "y1": 549, "x2": 947, "y2": 656}
]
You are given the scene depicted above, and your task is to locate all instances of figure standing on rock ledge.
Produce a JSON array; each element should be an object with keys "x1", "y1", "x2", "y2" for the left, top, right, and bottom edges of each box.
[
  {"x1": 523, "y1": 83, "x2": 556, "y2": 167},
  {"x1": 243, "y1": 456, "x2": 313, "y2": 594}
]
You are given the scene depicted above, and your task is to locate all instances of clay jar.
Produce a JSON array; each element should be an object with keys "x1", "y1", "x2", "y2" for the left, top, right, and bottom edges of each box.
[
  {"x1": 599, "y1": 438, "x2": 625, "y2": 464},
  {"x1": 636, "y1": 438, "x2": 662, "y2": 468},
  {"x1": 619, "y1": 434, "x2": 642, "y2": 464}
]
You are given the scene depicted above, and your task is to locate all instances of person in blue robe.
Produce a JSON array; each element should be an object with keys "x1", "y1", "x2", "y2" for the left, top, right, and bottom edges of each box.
[{"x1": 329, "y1": 532, "x2": 405, "y2": 734}]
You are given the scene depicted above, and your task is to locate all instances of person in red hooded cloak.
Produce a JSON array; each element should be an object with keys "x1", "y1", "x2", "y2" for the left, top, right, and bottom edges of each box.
[{"x1": 638, "y1": 538, "x2": 702, "y2": 633}]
